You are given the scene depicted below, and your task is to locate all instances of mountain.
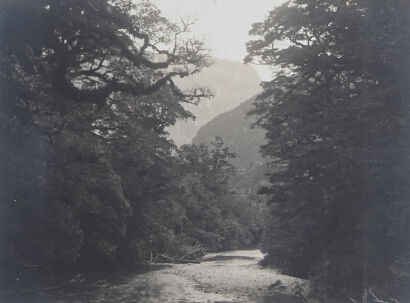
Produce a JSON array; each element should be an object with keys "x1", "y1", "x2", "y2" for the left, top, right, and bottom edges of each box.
[
  {"x1": 193, "y1": 96, "x2": 269, "y2": 199},
  {"x1": 166, "y1": 58, "x2": 262, "y2": 146},
  {"x1": 193, "y1": 96, "x2": 264, "y2": 170}
]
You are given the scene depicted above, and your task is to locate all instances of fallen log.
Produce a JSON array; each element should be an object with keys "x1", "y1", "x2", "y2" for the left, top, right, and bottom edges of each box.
[{"x1": 155, "y1": 253, "x2": 201, "y2": 264}]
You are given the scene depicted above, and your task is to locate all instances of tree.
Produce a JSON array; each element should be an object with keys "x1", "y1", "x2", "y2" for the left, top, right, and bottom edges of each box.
[
  {"x1": 0, "y1": 0, "x2": 210, "y2": 283},
  {"x1": 246, "y1": 0, "x2": 410, "y2": 298},
  {"x1": 171, "y1": 138, "x2": 259, "y2": 251},
  {"x1": 0, "y1": 0, "x2": 210, "y2": 136}
]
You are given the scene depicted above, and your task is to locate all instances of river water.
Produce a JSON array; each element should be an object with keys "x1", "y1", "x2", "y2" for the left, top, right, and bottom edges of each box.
[{"x1": 3, "y1": 250, "x2": 308, "y2": 303}]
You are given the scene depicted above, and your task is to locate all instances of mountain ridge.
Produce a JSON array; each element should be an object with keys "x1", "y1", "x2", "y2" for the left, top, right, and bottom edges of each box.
[{"x1": 167, "y1": 58, "x2": 262, "y2": 145}]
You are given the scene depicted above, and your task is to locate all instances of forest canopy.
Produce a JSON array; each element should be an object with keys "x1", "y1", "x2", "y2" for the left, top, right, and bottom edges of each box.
[
  {"x1": 0, "y1": 0, "x2": 260, "y2": 288},
  {"x1": 246, "y1": 0, "x2": 410, "y2": 299}
]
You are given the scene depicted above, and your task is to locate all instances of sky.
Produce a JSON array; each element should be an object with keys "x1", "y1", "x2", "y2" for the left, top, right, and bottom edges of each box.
[{"x1": 151, "y1": 0, "x2": 287, "y2": 80}]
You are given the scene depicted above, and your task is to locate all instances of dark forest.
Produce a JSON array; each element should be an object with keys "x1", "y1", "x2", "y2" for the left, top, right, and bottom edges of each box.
[{"x1": 0, "y1": 1, "x2": 409, "y2": 302}]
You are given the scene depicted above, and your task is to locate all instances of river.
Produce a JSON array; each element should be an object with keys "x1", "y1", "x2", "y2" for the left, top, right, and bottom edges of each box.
[{"x1": 3, "y1": 250, "x2": 308, "y2": 303}]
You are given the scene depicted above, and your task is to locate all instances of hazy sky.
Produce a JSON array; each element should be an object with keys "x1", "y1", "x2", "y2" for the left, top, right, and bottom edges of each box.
[{"x1": 151, "y1": 0, "x2": 287, "y2": 80}]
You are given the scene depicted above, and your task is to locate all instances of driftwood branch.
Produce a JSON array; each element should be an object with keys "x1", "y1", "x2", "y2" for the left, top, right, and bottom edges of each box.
[
  {"x1": 351, "y1": 289, "x2": 400, "y2": 303},
  {"x1": 155, "y1": 253, "x2": 200, "y2": 264}
]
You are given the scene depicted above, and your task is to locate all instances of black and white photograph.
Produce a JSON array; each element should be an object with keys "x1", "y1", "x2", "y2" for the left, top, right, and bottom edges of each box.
[{"x1": 0, "y1": 0, "x2": 409, "y2": 302}]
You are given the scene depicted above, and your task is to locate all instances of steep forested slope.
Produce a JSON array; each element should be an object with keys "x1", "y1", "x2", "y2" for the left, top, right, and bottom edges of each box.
[{"x1": 193, "y1": 97, "x2": 268, "y2": 200}]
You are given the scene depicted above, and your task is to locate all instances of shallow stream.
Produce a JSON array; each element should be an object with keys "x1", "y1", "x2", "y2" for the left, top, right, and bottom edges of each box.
[{"x1": 2, "y1": 250, "x2": 307, "y2": 303}]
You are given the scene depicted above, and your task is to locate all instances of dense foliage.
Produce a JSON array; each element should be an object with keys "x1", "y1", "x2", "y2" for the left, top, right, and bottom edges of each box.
[
  {"x1": 0, "y1": 0, "x2": 259, "y2": 289},
  {"x1": 246, "y1": 0, "x2": 410, "y2": 299}
]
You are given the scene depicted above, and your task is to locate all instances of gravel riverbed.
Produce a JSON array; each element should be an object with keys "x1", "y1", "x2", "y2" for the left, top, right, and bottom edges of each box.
[{"x1": 3, "y1": 249, "x2": 309, "y2": 303}]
